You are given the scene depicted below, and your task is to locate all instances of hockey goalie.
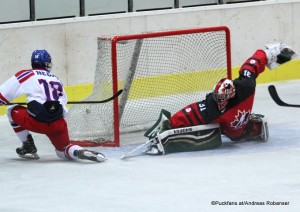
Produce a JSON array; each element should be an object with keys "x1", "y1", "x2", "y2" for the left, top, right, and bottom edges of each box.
[{"x1": 143, "y1": 43, "x2": 297, "y2": 155}]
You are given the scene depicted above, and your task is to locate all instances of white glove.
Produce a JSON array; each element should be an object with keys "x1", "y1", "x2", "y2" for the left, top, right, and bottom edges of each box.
[{"x1": 264, "y1": 43, "x2": 297, "y2": 70}]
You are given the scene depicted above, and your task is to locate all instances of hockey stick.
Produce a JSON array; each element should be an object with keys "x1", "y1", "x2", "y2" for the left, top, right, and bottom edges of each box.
[
  {"x1": 120, "y1": 139, "x2": 153, "y2": 160},
  {"x1": 268, "y1": 85, "x2": 300, "y2": 108},
  {"x1": 6, "y1": 89, "x2": 123, "y2": 105}
]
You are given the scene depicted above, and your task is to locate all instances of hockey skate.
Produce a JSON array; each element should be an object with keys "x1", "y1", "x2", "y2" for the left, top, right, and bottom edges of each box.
[
  {"x1": 74, "y1": 149, "x2": 106, "y2": 162},
  {"x1": 240, "y1": 114, "x2": 269, "y2": 142},
  {"x1": 249, "y1": 114, "x2": 269, "y2": 142},
  {"x1": 16, "y1": 134, "x2": 40, "y2": 159}
]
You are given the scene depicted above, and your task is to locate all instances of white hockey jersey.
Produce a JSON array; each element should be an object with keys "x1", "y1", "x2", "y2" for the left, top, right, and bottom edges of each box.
[{"x1": 0, "y1": 69, "x2": 68, "y2": 117}]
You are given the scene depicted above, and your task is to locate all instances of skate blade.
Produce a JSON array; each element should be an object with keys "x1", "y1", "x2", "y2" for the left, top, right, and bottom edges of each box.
[
  {"x1": 94, "y1": 154, "x2": 107, "y2": 163},
  {"x1": 84, "y1": 151, "x2": 106, "y2": 163},
  {"x1": 18, "y1": 153, "x2": 40, "y2": 160}
]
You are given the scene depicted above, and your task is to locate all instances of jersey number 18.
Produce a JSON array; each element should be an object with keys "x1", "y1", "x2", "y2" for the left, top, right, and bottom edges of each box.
[{"x1": 38, "y1": 79, "x2": 63, "y2": 101}]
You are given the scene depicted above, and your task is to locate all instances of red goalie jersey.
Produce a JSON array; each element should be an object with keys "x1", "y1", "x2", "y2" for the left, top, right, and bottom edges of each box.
[{"x1": 168, "y1": 50, "x2": 268, "y2": 140}]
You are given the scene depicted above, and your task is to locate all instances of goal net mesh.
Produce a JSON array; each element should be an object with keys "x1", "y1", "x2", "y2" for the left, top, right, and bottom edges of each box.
[{"x1": 67, "y1": 27, "x2": 231, "y2": 146}]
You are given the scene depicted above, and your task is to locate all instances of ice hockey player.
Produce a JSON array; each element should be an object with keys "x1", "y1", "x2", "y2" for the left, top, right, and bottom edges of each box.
[
  {"x1": 0, "y1": 50, "x2": 105, "y2": 162},
  {"x1": 144, "y1": 43, "x2": 296, "y2": 155}
]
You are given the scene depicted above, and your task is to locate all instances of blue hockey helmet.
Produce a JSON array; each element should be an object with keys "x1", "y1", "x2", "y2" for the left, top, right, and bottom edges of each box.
[{"x1": 31, "y1": 50, "x2": 52, "y2": 71}]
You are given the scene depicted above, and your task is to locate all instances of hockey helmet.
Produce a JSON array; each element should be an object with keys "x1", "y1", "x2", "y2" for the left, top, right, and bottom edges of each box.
[
  {"x1": 31, "y1": 50, "x2": 52, "y2": 71},
  {"x1": 213, "y1": 78, "x2": 236, "y2": 111}
]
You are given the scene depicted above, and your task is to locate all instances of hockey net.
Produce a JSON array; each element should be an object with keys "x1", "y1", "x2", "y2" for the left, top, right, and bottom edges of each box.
[{"x1": 67, "y1": 26, "x2": 231, "y2": 147}]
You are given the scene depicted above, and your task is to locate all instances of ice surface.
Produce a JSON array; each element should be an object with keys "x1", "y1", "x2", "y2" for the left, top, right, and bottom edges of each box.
[{"x1": 0, "y1": 80, "x2": 300, "y2": 212}]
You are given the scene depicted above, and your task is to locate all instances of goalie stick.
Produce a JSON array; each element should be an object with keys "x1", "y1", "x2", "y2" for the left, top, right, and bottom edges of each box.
[
  {"x1": 120, "y1": 139, "x2": 153, "y2": 160},
  {"x1": 6, "y1": 89, "x2": 123, "y2": 105},
  {"x1": 268, "y1": 85, "x2": 300, "y2": 108}
]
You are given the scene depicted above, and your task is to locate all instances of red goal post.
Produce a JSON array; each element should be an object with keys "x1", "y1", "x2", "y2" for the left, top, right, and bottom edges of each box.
[{"x1": 68, "y1": 26, "x2": 231, "y2": 147}]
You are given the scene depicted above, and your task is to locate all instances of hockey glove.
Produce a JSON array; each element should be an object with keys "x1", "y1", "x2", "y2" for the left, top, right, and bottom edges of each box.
[{"x1": 264, "y1": 43, "x2": 297, "y2": 70}]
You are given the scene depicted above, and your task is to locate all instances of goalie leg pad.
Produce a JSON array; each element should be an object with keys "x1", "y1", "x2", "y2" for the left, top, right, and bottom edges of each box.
[
  {"x1": 144, "y1": 109, "x2": 171, "y2": 139},
  {"x1": 163, "y1": 124, "x2": 222, "y2": 154},
  {"x1": 145, "y1": 124, "x2": 222, "y2": 155}
]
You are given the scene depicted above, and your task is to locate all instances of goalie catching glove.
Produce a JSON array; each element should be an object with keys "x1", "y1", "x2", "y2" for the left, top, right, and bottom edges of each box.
[{"x1": 264, "y1": 42, "x2": 297, "y2": 70}]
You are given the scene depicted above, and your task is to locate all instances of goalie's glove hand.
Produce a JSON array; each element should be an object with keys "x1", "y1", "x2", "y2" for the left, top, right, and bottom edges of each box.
[{"x1": 264, "y1": 43, "x2": 297, "y2": 70}]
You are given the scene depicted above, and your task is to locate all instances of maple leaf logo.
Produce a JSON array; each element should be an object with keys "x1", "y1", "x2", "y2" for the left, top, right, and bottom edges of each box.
[{"x1": 231, "y1": 110, "x2": 251, "y2": 129}]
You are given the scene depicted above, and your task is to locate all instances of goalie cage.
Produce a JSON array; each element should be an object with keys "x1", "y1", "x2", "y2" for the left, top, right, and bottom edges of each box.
[{"x1": 67, "y1": 26, "x2": 231, "y2": 147}]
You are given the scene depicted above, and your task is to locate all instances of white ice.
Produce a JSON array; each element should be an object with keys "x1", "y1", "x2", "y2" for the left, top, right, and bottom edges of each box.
[{"x1": 0, "y1": 80, "x2": 300, "y2": 212}]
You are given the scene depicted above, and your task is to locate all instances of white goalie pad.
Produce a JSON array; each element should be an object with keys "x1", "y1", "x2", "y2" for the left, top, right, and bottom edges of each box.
[{"x1": 153, "y1": 123, "x2": 222, "y2": 155}]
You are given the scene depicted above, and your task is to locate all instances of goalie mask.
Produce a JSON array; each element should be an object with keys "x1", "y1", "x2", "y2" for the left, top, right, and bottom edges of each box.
[
  {"x1": 31, "y1": 50, "x2": 52, "y2": 71},
  {"x1": 213, "y1": 78, "x2": 236, "y2": 111}
]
